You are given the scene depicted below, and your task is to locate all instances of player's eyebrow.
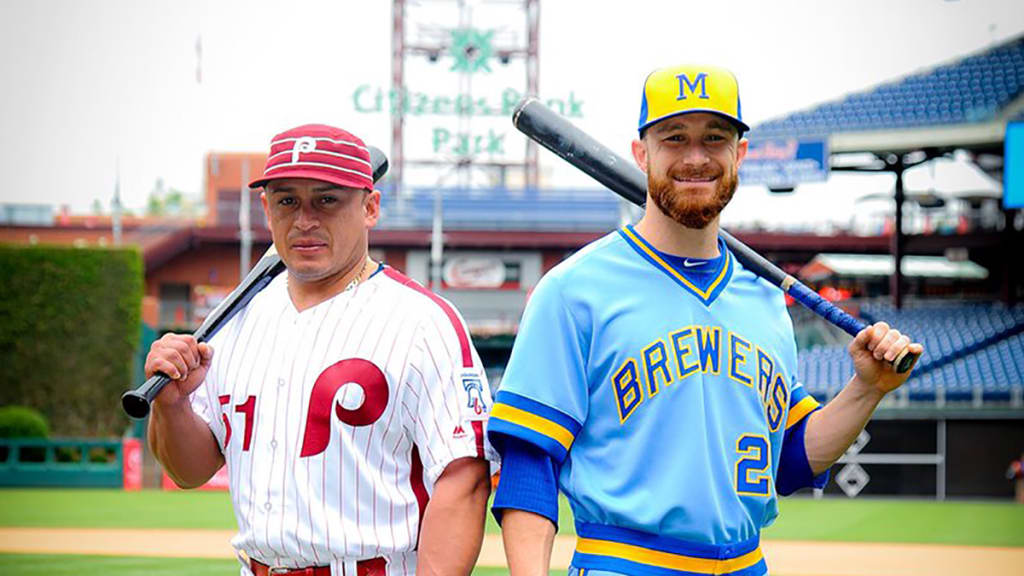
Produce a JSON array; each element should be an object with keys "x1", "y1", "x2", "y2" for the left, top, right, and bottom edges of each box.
[
  {"x1": 705, "y1": 118, "x2": 735, "y2": 132},
  {"x1": 268, "y1": 184, "x2": 346, "y2": 194},
  {"x1": 311, "y1": 184, "x2": 345, "y2": 193},
  {"x1": 649, "y1": 120, "x2": 687, "y2": 134},
  {"x1": 704, "y1": 118, "x2": 737, "y2": 136}
]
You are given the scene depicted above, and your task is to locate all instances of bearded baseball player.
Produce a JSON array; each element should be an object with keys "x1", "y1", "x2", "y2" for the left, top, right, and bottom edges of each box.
[
  {"x1": 145, "y1": 124, "x2": 495, "y2": 576},
  {"x1": 487, "y1": 65, "x2": 924, "y2": 576}
]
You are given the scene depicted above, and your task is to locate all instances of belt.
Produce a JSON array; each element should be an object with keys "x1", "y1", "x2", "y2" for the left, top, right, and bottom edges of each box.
[{"x1": 251, "y1": 557, "x2": 387, "y2": 576}]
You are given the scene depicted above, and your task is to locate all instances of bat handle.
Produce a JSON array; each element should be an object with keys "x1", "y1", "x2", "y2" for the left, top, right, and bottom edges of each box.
[
  {"x1": 786, "y1": 282, "x2": 919, "y2": 374},
  {"x1": 121, "y1": 373, "x2": 172, "y2": 419}
]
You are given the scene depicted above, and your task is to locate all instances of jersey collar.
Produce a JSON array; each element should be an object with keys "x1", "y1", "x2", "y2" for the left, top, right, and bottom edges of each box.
[{"x1": 618, "y1": 224, "x2": 733, "y2": 307}]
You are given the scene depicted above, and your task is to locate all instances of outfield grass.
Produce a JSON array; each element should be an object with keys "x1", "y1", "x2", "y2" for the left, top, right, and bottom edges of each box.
[
  {"x1": 0, "y1": 554, "x2": 239, "y2": 575},
  {"x1": 0, "y1": 489, "x2": 235, "y2": 530},
  {"x1": 2, "y1": 488, "x2": 1023, "y2": 547},
  {"x1": 766, "y1": 497, "x2": 1024, "y2": 547},
  {"x1": 0, "y1": 554, "x2": 564, "y2": 576}
]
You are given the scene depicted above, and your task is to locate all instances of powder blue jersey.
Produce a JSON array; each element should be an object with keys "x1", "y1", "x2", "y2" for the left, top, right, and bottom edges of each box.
[{"x1": 489, "y1": 226, "x2": 822, "y2": 576}]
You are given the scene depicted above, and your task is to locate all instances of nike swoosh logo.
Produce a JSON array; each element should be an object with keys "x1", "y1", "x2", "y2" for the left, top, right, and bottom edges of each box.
[{"x1": 682, "y1": 259, "x2": 705, "y2": 267}]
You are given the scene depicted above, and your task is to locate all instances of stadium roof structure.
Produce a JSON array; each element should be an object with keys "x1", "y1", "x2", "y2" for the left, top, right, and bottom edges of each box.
[
  {"x1": 800, "y1": 253, "x2": 989, "y2": 283},
  {"x1": 752, "y1": 35, "x2": 1024, "y2": 155},
  {"x1": 751, "y1": 35, "x2": 1024, "y2": 308}
]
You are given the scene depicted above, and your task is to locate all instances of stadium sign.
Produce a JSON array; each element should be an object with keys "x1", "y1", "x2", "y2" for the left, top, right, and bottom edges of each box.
[
  {"x1": 1005, "y1": 122, "x2": 1023, "y2": 209},
  {"x1": 352, "y1": 26, "x2": 584, "y2": 157},
  {"x1": 353, "y1": 85, "x2": 583, "y2": 156},
  {"x1": 740, "y1": 138, "x2": 829, "y2": 188}
]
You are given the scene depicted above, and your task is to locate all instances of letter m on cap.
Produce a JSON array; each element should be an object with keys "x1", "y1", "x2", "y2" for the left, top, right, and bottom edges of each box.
[{"x1": 676, "y1": 72, "x2": 709, "y2": 101}]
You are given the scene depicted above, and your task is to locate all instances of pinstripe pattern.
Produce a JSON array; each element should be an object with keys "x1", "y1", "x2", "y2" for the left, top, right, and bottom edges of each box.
[{"x1": 190, "y1": 268, "x2": 493, "y2": 575}]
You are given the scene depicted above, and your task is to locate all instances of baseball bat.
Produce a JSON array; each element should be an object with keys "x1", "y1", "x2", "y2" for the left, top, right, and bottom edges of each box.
[
  {"x1": 512, "y1": 97, "x2": 919, "y2": 374},
  {"x1": 121, "y1": 146, "x2": 390, "y2": 419}
]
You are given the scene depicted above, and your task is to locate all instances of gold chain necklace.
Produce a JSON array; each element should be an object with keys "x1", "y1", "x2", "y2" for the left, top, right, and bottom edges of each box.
[{"x1": 345, "y1": 257, "x2": 372, "y2": 292}]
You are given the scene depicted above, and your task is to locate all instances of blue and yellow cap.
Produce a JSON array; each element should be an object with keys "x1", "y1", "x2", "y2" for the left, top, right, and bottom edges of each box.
[{"x1": 638, "y1": 64, "x2": 750, "y2": 136}]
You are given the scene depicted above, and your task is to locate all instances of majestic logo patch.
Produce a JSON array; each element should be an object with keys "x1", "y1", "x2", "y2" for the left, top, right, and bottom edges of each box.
[{"x1": 452, "y1": 424, "x2": 468, "y2": 438}]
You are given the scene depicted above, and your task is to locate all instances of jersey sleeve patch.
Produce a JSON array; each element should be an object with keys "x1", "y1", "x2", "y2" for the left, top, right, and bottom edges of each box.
[
  {"x1": 457, "y1": 366, "x2": 490, "y2": 422},
  {"x1": 487, "y1": 390, "x2": 582, "y2": 462}
]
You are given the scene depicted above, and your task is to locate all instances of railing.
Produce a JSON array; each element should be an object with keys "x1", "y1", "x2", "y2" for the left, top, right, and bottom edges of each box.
[{"x1": 0, "y1": 437, "x2": 140, "y2": 489}]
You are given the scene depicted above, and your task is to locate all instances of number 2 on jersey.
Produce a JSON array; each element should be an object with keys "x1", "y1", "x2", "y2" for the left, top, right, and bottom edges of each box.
[{"x1": 735, "y1": 434, "x2": 771, "y2": 497}]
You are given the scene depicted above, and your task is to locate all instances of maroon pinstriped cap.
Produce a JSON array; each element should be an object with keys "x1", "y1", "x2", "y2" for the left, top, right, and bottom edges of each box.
[{"x1": 249, "y1": 124, "x2": 374, "y2": 190}]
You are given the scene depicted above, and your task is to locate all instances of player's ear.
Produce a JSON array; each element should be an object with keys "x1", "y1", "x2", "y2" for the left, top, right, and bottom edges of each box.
[
  {"x1": 363, "y1": 189, "x2": 381, "y2": 228},
  {"x1": 734, "y1": 138, "x2": 749, "y2": 170},
  {"x1": 260, "y1": 191, "x2": 272, "y2": 228},
  {"x1": 631, "y1": 138, "x2": 649, "y2": 174}
]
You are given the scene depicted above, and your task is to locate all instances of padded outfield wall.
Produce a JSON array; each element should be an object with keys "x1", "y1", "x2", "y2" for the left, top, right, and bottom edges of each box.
[{"x1": 814, "y1": 412, "x2": 1024, "y2": 499}]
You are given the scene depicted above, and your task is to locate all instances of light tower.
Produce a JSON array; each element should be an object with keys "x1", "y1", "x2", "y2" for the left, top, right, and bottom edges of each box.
[{"x1": 390, "y1": 0, "x2": 541, "y2": 195}]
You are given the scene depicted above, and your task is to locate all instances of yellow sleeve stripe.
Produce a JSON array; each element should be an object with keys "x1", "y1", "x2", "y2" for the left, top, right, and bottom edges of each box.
[
  {"x1": 576, "y1": 538, "x2": 764, "y2": 574},
  {"x1": 490, "y1": 403, "x2": 576, "y2": 451},
  {"x1": 785, "y1": 396, "x2": 820, "y2": 430}
]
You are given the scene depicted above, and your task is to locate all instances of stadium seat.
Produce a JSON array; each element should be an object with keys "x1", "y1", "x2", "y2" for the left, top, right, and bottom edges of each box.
[
  {"x1": 796, "y1": 301, "x2": 1024, "y2": 407},
  {"x1": 752, "y1": 36, "x2": 1024, "y2": 138}
]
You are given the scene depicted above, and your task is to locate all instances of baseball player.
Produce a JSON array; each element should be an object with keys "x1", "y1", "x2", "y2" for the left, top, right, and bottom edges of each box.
[
  {"x1": 146, "y1": 124, "x2": 495, "y2": 576},
  {"x1": 487, "y1": 65, "x2": 924, "y2": 576}
]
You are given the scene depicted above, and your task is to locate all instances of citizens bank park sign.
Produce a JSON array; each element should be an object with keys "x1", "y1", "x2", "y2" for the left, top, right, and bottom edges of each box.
[{"x1": 352, "y1": 27, "x2": 584, "y2": 157}]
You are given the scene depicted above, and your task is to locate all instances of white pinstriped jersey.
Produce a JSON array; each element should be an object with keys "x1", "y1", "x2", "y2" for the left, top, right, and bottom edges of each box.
[{"x1": 190, "y1": 266, "x2": 494, "y2": 576}]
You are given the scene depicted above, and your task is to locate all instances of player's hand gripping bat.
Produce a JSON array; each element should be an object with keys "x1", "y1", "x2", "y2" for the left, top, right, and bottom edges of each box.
[
  {"x1": 121, "y1": 146, "x2": 390, "y2": 419},
  {"x1": 512, "y1": 97, "x2": 919, "y2": 374}
]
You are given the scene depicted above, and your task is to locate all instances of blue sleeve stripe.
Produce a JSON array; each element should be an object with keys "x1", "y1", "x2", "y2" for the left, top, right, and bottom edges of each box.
[
  {"x1": 494, "y1": 390, "x2": 583, "y2": 435},
  {"x1": 491, "y1": 438, "x2": 559, "y2": 527},
  {"x1": 487, "y1": 416, "x2": 571, "y2": 462},
  {"x1": 776, "y1": 406, "x2": 830, "y2": 496}
]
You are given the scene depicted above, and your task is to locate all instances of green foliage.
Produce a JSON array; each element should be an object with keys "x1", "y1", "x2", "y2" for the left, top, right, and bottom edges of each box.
[
  {"x1": 0, "y1": 245, "x2": 143, "y2": 436},
  {"x1": 0, "y1": 406, "x2": 50, "y2": 438}
]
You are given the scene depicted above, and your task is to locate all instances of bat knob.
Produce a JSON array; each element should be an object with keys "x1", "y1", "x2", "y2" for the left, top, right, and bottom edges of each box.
[
  {"x1": 893, "y1": 348, "x2": 920, "y2": 374},
  {"x1": 121, "y1": 390, "x2": 153, "y2": 419}
]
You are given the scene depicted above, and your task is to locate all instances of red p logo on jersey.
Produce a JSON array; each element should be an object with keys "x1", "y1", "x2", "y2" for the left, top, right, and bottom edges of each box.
[{"x1": 300, "y1": 358, "x2": 390, "y2": 458}]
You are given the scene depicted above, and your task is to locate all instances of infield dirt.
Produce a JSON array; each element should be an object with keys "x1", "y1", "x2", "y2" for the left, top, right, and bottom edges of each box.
[{"x1": 0, "y1": 527, "x2": 1022, "y2": 575}]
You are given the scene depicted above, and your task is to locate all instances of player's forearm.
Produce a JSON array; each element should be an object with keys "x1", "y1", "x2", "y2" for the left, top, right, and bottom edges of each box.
[
  {"x1": 416, "y1": 458, "x2": 491, "y2": 576},
  {"x1": 147, "y1": 400, "x2": 223, "y2": 488},
  {"x1": 500, "y1": 509, "x2": 556, "y2": 576},
  {"x1": 804, "y1": 376, "x2": 885, "y2": 475}
]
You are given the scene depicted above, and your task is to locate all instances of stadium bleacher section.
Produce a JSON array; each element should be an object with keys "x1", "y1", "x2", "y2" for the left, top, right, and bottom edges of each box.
[
  {"x1": 798, "y1": 301, "x2": 1024, "y2": 406},
  {"x1": 377, "y1": 186, "x2": 623, "y2": 231},
  {"x1": 753, "y1": 36, "x2": 1024, "y2": 139}
]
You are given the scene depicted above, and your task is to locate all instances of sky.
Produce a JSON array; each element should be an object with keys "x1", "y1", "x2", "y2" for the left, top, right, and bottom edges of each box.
[{"x1": 1, "y1": 0, "x2": 1022, "y2": 229}]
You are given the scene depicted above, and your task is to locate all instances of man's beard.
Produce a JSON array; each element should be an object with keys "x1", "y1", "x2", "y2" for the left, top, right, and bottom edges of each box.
[{"x1": 647, "y1": 164, "x2": 738, "y2": 229}]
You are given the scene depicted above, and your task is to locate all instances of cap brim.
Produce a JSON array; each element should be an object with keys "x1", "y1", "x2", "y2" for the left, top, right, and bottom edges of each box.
[
  {"x1": 639, "y1": 109, "x2": 750, "y2": 136},
  {"x1": 249, "y1": 167, "x2": 374, "y2": 191}
]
